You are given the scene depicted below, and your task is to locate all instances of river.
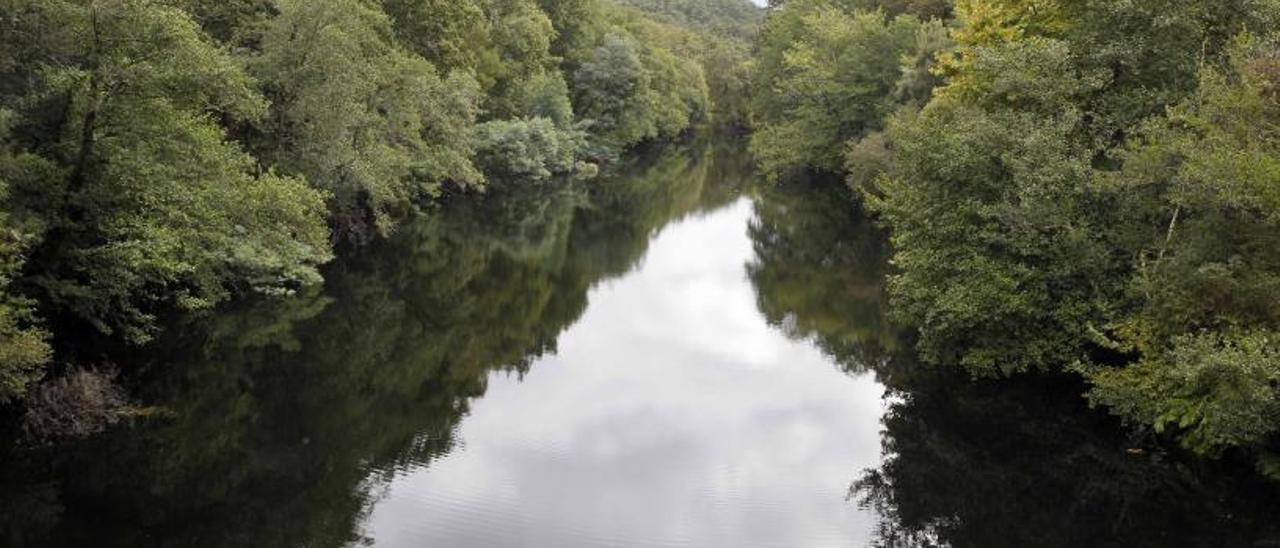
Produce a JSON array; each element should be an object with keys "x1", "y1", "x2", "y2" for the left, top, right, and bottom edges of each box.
[{"x1": 3, "y1": 140, "x2": 1280, "y2": 547}]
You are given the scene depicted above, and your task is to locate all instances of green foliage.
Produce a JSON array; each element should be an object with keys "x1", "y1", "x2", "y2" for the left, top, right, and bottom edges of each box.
[
  {"x1": 1089, "y1": 331, "x2": 1280, "y2": 455},
  {"x1": 0, "y1": 110, "x2": 50, "y2": 401},
  {"x1": 537, "y1": 0, "x2": 601, "y2": 60},
  {"x1": 869, "y1": 104, "x2": 1112, "y2": 375},
  {"x1": 1079, "y1": 36, "x2": 1280, "y2": 456},
  {"x1": 485, "y1": 0, "x2": 560, "y2": 118},
  {"x1": 174, "y1": 0, "x2": 273, "y2": 43},
  {"x1": 519, "y1": 71, "x2": 576, "y2": 127},
  {"x1": 0, "y1": 177, "x2": 49, "y2": 401},
  {"x1": 759, "y1": 0, "x2": 1280, "y2": 462},
  {"x1": 614, "y1": 0, "x2": 760, "y2": 129},
  {"x1": 0, "y1": 107, "x2": 50, "y2": 401},
  {"x1": 783, "y1": 0, "x2": 1280, "y2": 460},
  {"x1": 870, "y1": 3, "x2": 1280, "y2": 379},
  {"x1": 858, "y1": 29, "x2": 1120, "y2": 377},
  {"x1": 940, "y1": 0, "x2": 1280, "y2": 147},
  {"x1": 573, "y1": 33, "x2": 647, "y2": 148},
  {"x1": 1104, "y1": 52, "x2": 1280, "y2": 345},
  {"x1": 1, "y1": 0, "x2": 331, "y2": 344},
  {"x1": 0, "y1": 0, "x2": 730, "y2": 408},
  {"x1": 751, "y1": 1, "x2": 923, "y2": 176},
  {"x1": 617, "y1": 0, "x2": 764, "y2": 41},
  {"x1": 472, "y1": 117, "x2": 587, "y2": 182},
  {"x1": 573, "y1": 31, "x2": 710, "y2": 154},
  {"x1": 892, "y1": 18, "x2": 952, "y2": 107},
  {"x1": 381, "y1": 0, "x2": 490, "y2": 74},
  {"x1": 252, "y1": 0, "x2": 483, "y2": 235},
  {"x1": 383, "y1": 0, "x2": 563, "y2": 118},
  {"x1": 697, "y1": 38, "x2": 755, "y2": 128}
]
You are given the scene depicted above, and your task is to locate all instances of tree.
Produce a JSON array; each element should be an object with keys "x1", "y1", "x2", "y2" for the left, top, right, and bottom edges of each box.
[
  {"x1": 618, "y1": 0, "x2": 765, "y2": 41},
  {"x1": 382, "y1": 0, "x2": 491, "y2": 75},
  {"x1": 384, "y1": 0, "x2": 562, "y2": 120},
  {"x1": 0, "y1": 116, "x2": 50, "y2": 400},
  {"x1": 0, "y1": 0, "x2": 331, "y2": 343},
  {"x1": 751, "y1": 2, "x2": 921, "y2": 176},
  {"x1": 856, "y1": 0, "x2": 1280, "y2": 461},
  {"x1": 1085, "y1": 36, "x2": 1280, "y2": 458},
  {"x1": 251, "y1": 0, "x2": 483, "y2": 235},
  {"x1": 484, "y1": 0, "x2": 561, "y2": 119},
  {"x1": 572, "y1": 30, "x2": 708, "y2": 155},
  {"x1": 472, "y1": 116, "x2": 586, "y2": 182},
  {"x1": 0, "y1": 0, "x2": 743, "y2": 414},
  {"x1": 851, "y1": 2, "x2": 1280, "y2": 373},
  {"x1": 869, "y1": 102, "x2": 1113, "y2": 375}
]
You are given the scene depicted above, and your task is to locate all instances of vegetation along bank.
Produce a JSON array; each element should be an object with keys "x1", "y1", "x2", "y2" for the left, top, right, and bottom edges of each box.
[
  {"x1": 0, "y1": 0, "x2": 757, "y2": 433},
  {"x1": 752, "y1": 0, "x2": 1280, "y2": 475}
]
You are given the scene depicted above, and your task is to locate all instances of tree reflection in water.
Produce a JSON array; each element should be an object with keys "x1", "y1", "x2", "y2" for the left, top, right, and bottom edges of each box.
[
  {"x1": 747, "y1": 175, "x2": 1280, "y2": 548},
  {"x1": 0, "y1": 140, "x2": 750, "y2": 547}
]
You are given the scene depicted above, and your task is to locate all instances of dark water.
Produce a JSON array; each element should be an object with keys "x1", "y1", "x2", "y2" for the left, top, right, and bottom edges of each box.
[{"x1": 4, "y1": 140, "x2": 1280, "y2": 547}]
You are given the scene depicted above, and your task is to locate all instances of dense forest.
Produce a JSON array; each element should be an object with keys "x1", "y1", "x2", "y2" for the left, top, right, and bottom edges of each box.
[
  {"x1": 0, "y1": 0, "x2": 758, "y2": 429},
  {"x1": 751, "y1": 0, "x2": 1280, "y2": 475}
]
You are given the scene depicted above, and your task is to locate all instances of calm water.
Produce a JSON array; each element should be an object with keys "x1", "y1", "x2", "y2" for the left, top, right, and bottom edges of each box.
[{"x1": 4, "y1": 140, "x2": 1280, "y2": 547}]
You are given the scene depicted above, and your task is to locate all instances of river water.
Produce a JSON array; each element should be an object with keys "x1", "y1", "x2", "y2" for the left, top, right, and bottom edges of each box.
[{"x1": 3, "y1": 140, "x2": 1280, "y2": 547}]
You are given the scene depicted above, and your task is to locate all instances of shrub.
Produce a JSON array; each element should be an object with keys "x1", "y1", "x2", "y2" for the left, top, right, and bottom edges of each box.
[
  {"x1": 472, "y1": 117, "x2": 587, "y2": 183},
  {"x1": 23, "y1": 368, "x2": 131, "y2": 440}
]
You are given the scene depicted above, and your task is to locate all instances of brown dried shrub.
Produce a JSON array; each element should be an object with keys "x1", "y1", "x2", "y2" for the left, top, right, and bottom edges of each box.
[{"x1": 22, "y1": 367, "x2": 130, "y2": 440}]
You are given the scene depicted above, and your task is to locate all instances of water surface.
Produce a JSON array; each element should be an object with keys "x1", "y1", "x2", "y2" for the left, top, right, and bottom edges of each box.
[
  {"x1": 365, "y1": 197, "x2": 884, "y2": 547},
  {"x1": 4, "y1": 140, "x2": 1280, "y2": 547}
]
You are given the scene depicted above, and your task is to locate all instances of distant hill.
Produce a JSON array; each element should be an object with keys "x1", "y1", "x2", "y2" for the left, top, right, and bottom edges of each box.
[{"x1": 616, "y1": 0, "x2": 765, "y2": 40}]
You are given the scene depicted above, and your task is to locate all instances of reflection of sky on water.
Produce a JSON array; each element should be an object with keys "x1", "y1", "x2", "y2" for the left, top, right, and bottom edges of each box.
[{"x1": 364, "y1": 198, "x2": 886, "y2": 547}]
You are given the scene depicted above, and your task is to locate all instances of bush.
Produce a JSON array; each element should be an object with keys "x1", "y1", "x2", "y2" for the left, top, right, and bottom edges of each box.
[
  {"x1": 520, "y1": 71, "x2": 576, "y2": 128},
  {"x1": 23, "y1": 368, "x2": 131, "y2": 440},
  {"x1": 472, "y1": 117, "x2": 588, "y2": 183}
]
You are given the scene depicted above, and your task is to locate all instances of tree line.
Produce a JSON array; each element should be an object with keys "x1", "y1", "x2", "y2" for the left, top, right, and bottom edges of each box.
[
  {"x1": 751, "y1": 0, "x2": 1280, "y2": 473},
  {"x1": 0, "y1": 0, "x2": 758, "y2": 410}
]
